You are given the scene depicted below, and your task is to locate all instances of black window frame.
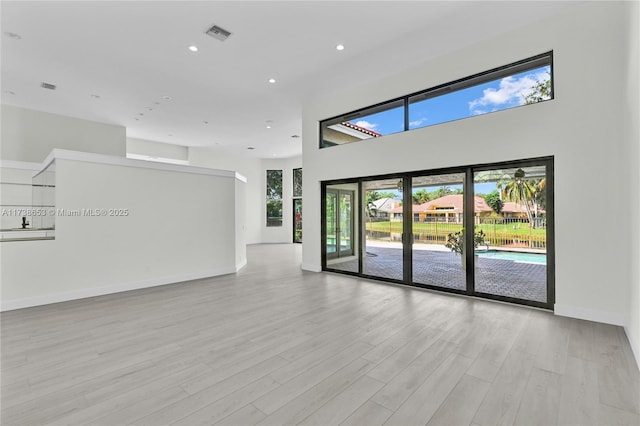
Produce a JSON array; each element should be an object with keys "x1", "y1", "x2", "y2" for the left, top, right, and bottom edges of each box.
[{"x1": 320, "y1": 51, "x2": 553, "y2": 149}]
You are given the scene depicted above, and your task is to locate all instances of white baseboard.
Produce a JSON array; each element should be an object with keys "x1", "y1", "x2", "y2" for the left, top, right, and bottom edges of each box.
[
  {"x1": 0, "y1": 267, "x2": 236, "y2": 312},
  {"x1": 236, "y1": 258, "x2": 247, "y2": 271},
  {"x1": 554, "y1": 303, "x2": 625, "y2": 326},
  {"x1": 301, "y1": 262, "x2": 322, "y2": 273}
]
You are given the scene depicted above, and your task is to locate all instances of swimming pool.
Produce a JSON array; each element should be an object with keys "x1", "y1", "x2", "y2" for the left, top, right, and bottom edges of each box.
[{"x1": 477, "y1": 250, "x2": 546, "y2": 265}]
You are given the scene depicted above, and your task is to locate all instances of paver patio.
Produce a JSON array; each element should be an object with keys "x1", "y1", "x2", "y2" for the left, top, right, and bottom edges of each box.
[{"x1": 328, "y1": 245, "x2": 547, "y2": 303}]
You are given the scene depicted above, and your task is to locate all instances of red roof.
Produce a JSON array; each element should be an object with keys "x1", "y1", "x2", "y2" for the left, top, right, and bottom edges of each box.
[
  {"x1": 341, "y1": 121, "x2": 382, "y2": 137},
  {"x1": 391, "y1": 195, "x2": 491, "y2": 213}
]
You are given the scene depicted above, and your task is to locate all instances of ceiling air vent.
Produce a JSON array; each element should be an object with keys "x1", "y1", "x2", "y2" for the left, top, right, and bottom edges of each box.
[
  {"x1": 40, "y1": 82, "x2": 56, "y2": 90},
  {"x1": 206, "y1": 24, "x2": 231, "y2": 41}
]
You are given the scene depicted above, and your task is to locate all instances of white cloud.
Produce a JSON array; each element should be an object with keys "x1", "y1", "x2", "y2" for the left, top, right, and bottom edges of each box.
[
  {"x1": 409, "y1": 118, "x2": 427, "y2": 127},
  {"x1": 468, "y1": 70, "x2": 549, "y2": 115},
  {"x1": 354, "y1": 120, "x2": 378, "y2": 130}
]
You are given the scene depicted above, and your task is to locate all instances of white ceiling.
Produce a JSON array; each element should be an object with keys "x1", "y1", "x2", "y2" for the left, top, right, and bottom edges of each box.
[{"x1": 1, "y1": 1, "x2": 578, "y2": 159}]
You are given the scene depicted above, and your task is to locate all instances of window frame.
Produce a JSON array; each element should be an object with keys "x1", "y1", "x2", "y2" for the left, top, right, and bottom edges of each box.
[{"x1": 319, "y1": 51, "x2": 553, "y2": 149}]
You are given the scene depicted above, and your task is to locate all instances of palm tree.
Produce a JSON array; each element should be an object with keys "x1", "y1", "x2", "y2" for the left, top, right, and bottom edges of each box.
[{"x1": 501, "y1": 168, "x2": 536, "y2": 228}]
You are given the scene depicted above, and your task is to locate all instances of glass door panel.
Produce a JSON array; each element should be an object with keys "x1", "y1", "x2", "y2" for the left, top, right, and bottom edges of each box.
[
  {"x1": 363, "y1": 179, "x2": 403, "y2": 280},
  {"x1": 473, "y1": 165, "x2": 548, "y2": 303},
  {"x1": 326, "y1": 191, "x2": 338, "y2": 258},
  {"x1": 326, "y1": 184, "x2": 359, "y2": 273},
  {"x1": 293, "y1": 199, "x2": 302, "y2": 243},
  {"x1": 339, "y1": 192, "x2": 354, "y2": 257},
  {"x1": 411, "y1": 173, "x2": 466, "y2": 290}
]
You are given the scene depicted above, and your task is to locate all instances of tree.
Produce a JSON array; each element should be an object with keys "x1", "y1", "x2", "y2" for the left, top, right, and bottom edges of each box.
[
  {"x1": 412, "y1": 189, "x2": 430, "y2": 205},
  {"x1": 501, "y1": 168, "x2": 536, "y2": 228},
  {"x1": 524, "y1": 73, "x2": 551, "y2": 104},
  {"x1": 484, "y1": 190, "x2": 503, "y2": 214}
]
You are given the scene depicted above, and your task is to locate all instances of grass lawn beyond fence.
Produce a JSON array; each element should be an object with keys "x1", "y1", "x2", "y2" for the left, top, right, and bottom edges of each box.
[{"x1": 365, "y1": 221, "x2": 546, "y2": 249}]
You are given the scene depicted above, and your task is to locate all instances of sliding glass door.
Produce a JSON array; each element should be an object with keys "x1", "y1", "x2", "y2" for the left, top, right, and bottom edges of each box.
[
  {"x1": 321, "y1": 157, "x2": 554, "y2": 309},
  {"x1": 411, "y1": 173, "x2": 466, "y2": 291},
  {"x1": 325, "y1": 185, "x2": 358, "y2": 273},
  {"x1": 473, "y1": 163, "x2": 551, "y2": 304},
  {"x1": 363, "y1": 178, "x2": 404, "y2": 281}
]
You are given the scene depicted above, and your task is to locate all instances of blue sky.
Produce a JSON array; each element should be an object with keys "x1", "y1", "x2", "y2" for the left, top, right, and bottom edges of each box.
[{"x1": 350, "y1": 66, "x2": 550, "y2": 135}]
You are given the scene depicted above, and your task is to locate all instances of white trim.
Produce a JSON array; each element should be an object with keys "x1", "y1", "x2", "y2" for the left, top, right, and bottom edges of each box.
[
  {"x1": 624, "y1": 325, "x2": 640, "y2": 370},
  {"x1": 301, "y1": 262, "x2": 322, "y2": 273},
  {"x1": 34, "y1": 149, "x2": 247, "y2": 182},
  {"x1": 125, "y1": 153, "x2": 190, "y2": 166},
  {"x1": 235, "y1": 172, "x2": 248, "y2": 183},
  {"x1": 0, "y1": 267, "x2": 236, "y2": 312},
  {"x1": 0, "y1": 160, "x2": 42, "y2": 171},
  {"x1": 554, "y1": 303, "x2": 625, "y2": 326},
  {"x1": 236, "y1": 258, "x2": 248, "y2": 271}
]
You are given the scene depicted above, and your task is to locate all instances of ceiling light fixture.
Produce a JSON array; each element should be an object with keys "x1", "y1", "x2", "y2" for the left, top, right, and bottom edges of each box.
[
  {"x1": 268, "y1": 78, "x2": 276, "y2": 84},
  {"x1": 203, "y1": 121, "x2": 209, "y2": 125},
  {"x1": 188, "y1": 45, "x2": 199, "y2": 52},
  {"x1": 162, "y1": 95, "x2": 172, "y2": 101},
  {"x1": 247, "y1": 147, "x2": 255, "y2": 150},
  {"x1": 291, "y1": 135, "x2": 300, "y2": 138},
  {"x1": 40, "y1": 82, "x2": 57, "y2": 90},
  {"x1": 336, "y1": 44, "x2": 345, "y2": 51}
]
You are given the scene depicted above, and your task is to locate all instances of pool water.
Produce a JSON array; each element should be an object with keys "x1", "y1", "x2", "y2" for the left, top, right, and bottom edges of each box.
[{"x1": 477, "y1": 250, "x2": 546, "y2": 265}]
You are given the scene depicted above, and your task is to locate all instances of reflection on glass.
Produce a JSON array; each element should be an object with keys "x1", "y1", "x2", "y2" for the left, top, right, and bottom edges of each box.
[
  {"x1": 293, "y1": 199, "x2": 302, "y2": 243},
  {"x1": 326, "y1": 185, "x2": 358, "y2": 273},
  {"x1": 363, "y1": 179, "x2": 403, "y2": 280},
  {"x1": 326, "y1": 192, "x2": 337, "y2": 254},
  {"x1": 411, "y1": 173, "x2": 466, "y2": 290},
  {"x1": 473, "y1": 165, "x2": 547, "y2": 303}
]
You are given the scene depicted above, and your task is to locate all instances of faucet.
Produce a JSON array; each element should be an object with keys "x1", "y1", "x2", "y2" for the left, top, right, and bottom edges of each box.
[{"x1": 21, "y1": 216, "x2": 29, "y2": 229}]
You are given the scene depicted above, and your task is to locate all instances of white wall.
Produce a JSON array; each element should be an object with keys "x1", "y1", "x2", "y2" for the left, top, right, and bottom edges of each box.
[
  {"x1": 302, "y1": 2, "x2": 633, "y2": 327},
  {"x1": 126, "y1": 137, "x2": 189, "y2": 162},
  {"x1": 189, "y1": 147, "x2": 302, "y2": 244},
  {"x1": 188, "y1": 147, "x2": 262, "y2": 244},
  {"x1": 624, "y1": 0, "x2": 640, "y2": 367},
  {"x1": 0, "y1": 152, "x2": 245, "y2": 310},
  {"x1": 1, "y1": 105, "x2": 125, "y2": 162}
]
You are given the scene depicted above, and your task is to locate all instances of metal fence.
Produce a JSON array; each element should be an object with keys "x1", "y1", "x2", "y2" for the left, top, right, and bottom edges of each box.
[{"x1": 365, "y1": 216, "x2": 546, "y2": 249}]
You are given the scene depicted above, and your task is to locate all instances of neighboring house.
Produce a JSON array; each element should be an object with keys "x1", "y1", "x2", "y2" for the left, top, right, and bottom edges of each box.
[
  {"x1": 388, "y1": 195, "x2": 546, "y2": 224},
  {"x1": 368, "y1": 197, "x2": 398, "y2": 219},
  {"x1": 501, "y1": 201, "x2": 546, "y2": 219},
  {"x1": 322, "y1": 121, "x2": 382, "y2": 146},
  {"x1": 390, "y1": 195, "x2": 493, "y2": 223}
]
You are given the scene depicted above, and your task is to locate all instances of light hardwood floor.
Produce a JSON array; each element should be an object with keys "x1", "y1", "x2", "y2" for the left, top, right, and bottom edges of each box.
[{"x1": 1, "y1": 244, "x2": 639, "y2": 425}]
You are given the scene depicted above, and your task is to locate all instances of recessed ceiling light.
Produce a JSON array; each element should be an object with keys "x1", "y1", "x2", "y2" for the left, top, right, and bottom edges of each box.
[
  {"x1": 162, "y1": 96, "x2": 172, "y2": 101},
  {"x1": 268, "y1": 78, "x2": 276, "y2": 84},
  {"x1": 40, "y1": 82, "x2": 57, "y2": 90},
  {"x1": 247, "y1": 147, "x2": 255, "y2": 150},
  {"x1": 291, "y1": 135, "x2": 300, "y2": 138},
  {"x1": 336, "y1": 44, "x2": 345, "y2": 51},
  {"x1": 188, "y1": 45, "x2": 198, "y2": 52},
  {"x1": 4, "y1": 32, "x2": 22, "y2": 40},
  {"x1": 203, "y1": 121, "x2": 209, "y2": 125}
]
